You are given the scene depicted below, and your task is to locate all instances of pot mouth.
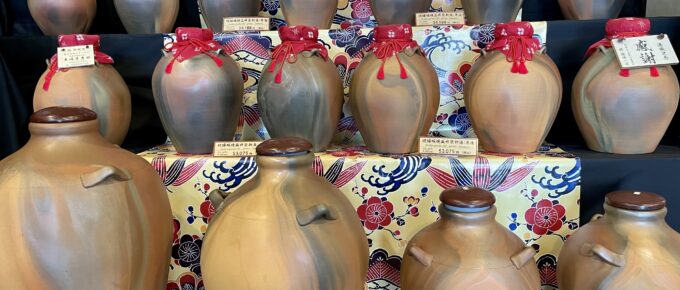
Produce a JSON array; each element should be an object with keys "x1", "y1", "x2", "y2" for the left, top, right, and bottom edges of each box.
[
  {"x1": 440, "y1": 186, "x2": 496, "y2": 213},
  {"x1": 606, "y1": 191, "x2": 666, "y2": 212},
  {"x1": 256, "y1": 137, "x2": 313, "y2": 157},
  {"x1": 30, "y1": 107, "x2": 97, "y2": 124}
]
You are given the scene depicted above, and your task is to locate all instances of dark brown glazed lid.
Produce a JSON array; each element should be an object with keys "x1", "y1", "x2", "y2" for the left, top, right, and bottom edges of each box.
[
  {"x1": 606, "y1": 191, "x2": 666, "y2": 211},
  {"x1": 256, "y1": 137, "x2": 313, "y2": 156},
  {"x1": 440, "y1": 186, "x2": 496, "y2": 210},
  {"x1": 30, "y1": 107, "x2": 98, "y2": 123}
]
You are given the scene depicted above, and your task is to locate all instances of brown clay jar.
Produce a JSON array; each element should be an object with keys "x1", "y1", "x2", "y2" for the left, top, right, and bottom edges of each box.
[
  {"x1": 198, "y1": 0, "x2": 261, "y2": 31},
  {"x1": 280, "y1": 0, "x2": 338, "y2": 29},
  {"x1": 34, "y1": 34, "x2": 131, "y2": 145},
  {"x1": 573, "y1": 18, "x2": 679, "y2": 154},
  {"x1": 401, "y1": 187, "x2": 541, "y2": 290},
  {"x1": 113, "y1": 0, "x2": 179, "y2": 34},
  {"x1": 558, "y1": 191, "x2": 680, "y2": 289},
  {"x1": 350, "y1": 24, "x2": 440, "y2": 154},
  {"x1": 27, "y1": 0, "x2": 96, "y2": 35},
  {"x1": 465, "y1": 22, "x2": 562, "y2": 154},
  {"x1": 558, "y1": 0, "x2": 625, "y2": 20},
  {"x1": 0, "y1": 107, "x2": 173, "y2": 290},
  {"x1": 461, "y1": 0, "x2": 523, "y2": 25},
  {"x1": 369, "y1": 0, "x2": 433, "y2": 25}
]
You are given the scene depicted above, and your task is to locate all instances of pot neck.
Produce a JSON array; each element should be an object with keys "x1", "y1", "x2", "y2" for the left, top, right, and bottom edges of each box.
[
  {"x1": 28, "y1": 120, "x2": 103, "y2": 141},
  {"x1": 255, "y1": 153, "x2": 315, "y2": 175},
  {"x1": 604, "y1": 203, "x2": 668, "y2": 224},
  {"x1": 439, "y1": 205, "x2": 497, "y2": 225}
]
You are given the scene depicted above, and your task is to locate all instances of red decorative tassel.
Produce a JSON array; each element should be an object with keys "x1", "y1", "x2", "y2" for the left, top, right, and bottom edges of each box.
[
  {"x1": 165, "y1": 59, "x2": 176, "y2": 74},
  {"x1": 619, "y1": 69, "x2": 630, "y2": 77},
  {"x1": 511, "y1": 61, "x2": 520, "y2": 74},
  {"x1": 650, "y1": 66, "x2": 659, "y2": 77},
  {"x1": 275, "y1": 70, "x2": 283, "y2": 83},
  {"x1": 518, "y1": 61, "x2": 528, "y2": 74},
  {"x1": 377, "y1": 64, "x2": 385, "y2": 80}
]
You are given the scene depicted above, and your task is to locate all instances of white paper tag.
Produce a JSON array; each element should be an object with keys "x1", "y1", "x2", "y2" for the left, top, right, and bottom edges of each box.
[
  {"x1": 213, "y1": 141, "x2": 263, "y2": 157},
  {"x1": 419, "y1": 137, "x2": 478, "y2": 156},
  {"x1": 612, "y1": 35, "x2": 679, "y2": 68},
  {"x1": 415, "y1": 12, "x2": 465, "y2": 26},
  {"x1": 222, "y1": 17, "x2": 270, "y2": 32},
  {"x1": 57, "y1": 45, "x2": 95, "y2": 69}
]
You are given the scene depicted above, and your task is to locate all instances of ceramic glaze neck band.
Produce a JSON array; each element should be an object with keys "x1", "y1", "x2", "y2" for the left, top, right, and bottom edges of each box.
[{"x1": 444, "y1": 204, "x2": 492, "y2": 213}]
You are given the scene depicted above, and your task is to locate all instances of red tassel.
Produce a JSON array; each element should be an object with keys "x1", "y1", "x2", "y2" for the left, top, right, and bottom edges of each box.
[
  {"x1": 275, "y1": 71, "x2": 283, "y2": 83},
  {"x1": 650, "y1": 67, "x2": 659, "y2": 77},
  {"x1": 165, "y1": 59, "x2": 176, "y2": 74},
  {"x1": 43, "y1": 76, "x2": 52, "y2": 91},
  {"x1": 511, "y1": 61, "x2": 520, "y2": 74},
  {"x1": 377, "y1": 60, "x2": 386, "y2": 80},
  {"x1": 518, "y1": 61, "x2": 528, "y2": 74}
]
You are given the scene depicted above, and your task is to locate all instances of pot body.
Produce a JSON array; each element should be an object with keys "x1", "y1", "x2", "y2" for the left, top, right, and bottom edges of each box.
[
  {"x1": 557, "y1": 205, "x2": 680, "y2": 290},
  {"x1": 350, "y1": 49, "x2": 440, "y2": 154},
  {"x1": 27, "y1": 0, "x2": 96, "y2": 35},
  {"x1": 152, "y1": 53, "x2": 244, "y2": 154},
  {"x1": 464, "y1": 51, "x2": 562, "y2": 153},
  {"x1": 461, "y1": 0, "x2": 523, "y2": 25},
  {"x1": 0, "y1": 119, "x2": 173, "y2": 290},
  {"x1": 198, "y1": 0, "x2": 261, "y2": 31},
  {"x1": 201, "y1": 153, "x2": 369, "y2": 290},
  {"x1": 572, "y1": 48, "x2": 679, "y2": 154},
  {"x1": 34, "y1": 65, "x2": 132, "y2": 145},
  {"x1": 258, "y1": 52, "x2": 344, "y2": 152},
  {"x1": 369, "y1": 0, "x2": 433, "y2": 25},
  {"x1": 558, "y1": 0, "x2": 625, "y2": 20},
  {"x1": 280, "y1": 0, "x2": 338, "y2": 29},
  {"x1": 113, "y1": 0, "x2": 179, "y2": 33}
]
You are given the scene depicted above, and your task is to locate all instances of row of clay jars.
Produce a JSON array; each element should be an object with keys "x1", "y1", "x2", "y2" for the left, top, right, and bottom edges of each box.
[{"x1": 0, "y1": 107, "x2": 173, "y2": 289}]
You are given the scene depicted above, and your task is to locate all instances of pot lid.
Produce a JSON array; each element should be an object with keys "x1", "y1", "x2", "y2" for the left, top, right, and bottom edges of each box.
[
  {"x1": 30, "y1": 107, "x2": 98, "y2": 123},
  {"x1": 606, "y1": 191, "x2": 666, "y2": 211},
  {"x1": 440, "y1": 187, "x2": 496, "y2": 213},
  {"x1": 256, "y1": 137, "x2": 313, "y2": 157}
]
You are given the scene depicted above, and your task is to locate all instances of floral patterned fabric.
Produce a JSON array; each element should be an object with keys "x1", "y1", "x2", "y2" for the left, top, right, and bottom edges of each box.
[{"x1": 139, "y1": 144, "x2": 580, "y2": 290}]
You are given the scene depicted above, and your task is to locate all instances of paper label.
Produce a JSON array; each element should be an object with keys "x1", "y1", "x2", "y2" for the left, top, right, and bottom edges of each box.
[
  {"x1": 415, "y1": 12, "x2": 465, "y2": 26},
  {"x1": 57, "y1": 45, "x2": 95, "y2": 69},
  {"x1": 612, "y1": 35, "x2": 679, "y2": 68},
  {"x1": 419, "y1": 137, "x2": 478, "y2": 156},
  {"x1": 222, "y1": 17, "x2": 270, "y2": 32},
  {"x1": 213, "y1": 141, "x2": 262, "y2": 157}
]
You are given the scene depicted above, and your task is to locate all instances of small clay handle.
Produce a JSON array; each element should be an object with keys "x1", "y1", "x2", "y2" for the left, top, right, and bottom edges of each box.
[
  {"x1": 81, "y1": 166, "x2": 131, "y2": 188},
  {"x1": 408, "y1": 245, "x2": 433, "y2": 267},
  {"x1": 590, "y1": 213, "x2": 604, "y2": 222},
  {"x1": 208, "y1": 189, "x2": 230, "y2": 209},
  {"x1": 296, "y1": 203, "x2": 337, "y2": 226},
  {"x1": 581, "y1": 243, "x2": 625, "y2": 267},
  {"x1": 511, "y1": 246, "x2": 537, "y2": 270},
  {"x1": 597, "y1": 45, "x2": 610, "y2": 55},
  {"x1": 539, "y1": 46, "x2": 547, "y2": 55}
]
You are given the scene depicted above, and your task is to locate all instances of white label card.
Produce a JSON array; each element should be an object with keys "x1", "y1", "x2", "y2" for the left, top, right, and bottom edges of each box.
[
  {"x1": 415, "y1": 12, "x2": 466, "y2": 26},
  {"x1": 222, "y1": 17, "x2": 270, "y2": 32},
  {"x1": 612, "y1": 35, "x2": 679, "y2": 68},
  {"x1": 213, "y1": 141, "x2": 263, "y2": 157},
  {"x1": 57, "y1": 45, "x2": 95, "y2": 69},
  {"x1": 419, "y1": 137, "x2": 478, "y2": 156}
]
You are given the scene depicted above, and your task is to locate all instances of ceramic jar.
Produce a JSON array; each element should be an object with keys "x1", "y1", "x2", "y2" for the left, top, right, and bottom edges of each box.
[
  {"x1": 369, "y1": 0, "x2": 433, "y2": 25},
  {"x1": 350, "y1": 24, "x2": 440, "y2": 154},
  {"x1": 558, "y1": 191, "x2": 680, "y2": 289},
  {"x1": 34, "y1": 34, "x2": 131, "y2": 145},
  {"x1": 465, "y1": 22, "x2": 562, "y2": 154},
  {"x1": 113, "y1": 0, "x2": 179, "y2": 33},
  {"x1": 402, "y1": 187, "x2": 541, "y2": 290},
  {"x1": 573, "y1": 18, "x2": 679, "y2": 154},
  {"x1": 198, "y1": 0, "x2": 260, "y2": 31},
  {"x1": 27, "y1": 0, "x2": 96, "y2": 35},
  {"x1": 558, "y1": 0, "x2": 625, "y2": 20},
  {"x1": 461, "y1": 0, "x2": 523, "y2": 25},
  {"x1": 258, "y1": 26, "x2": 343, "y2": 152},
  {"x1": 152, "y1": 28, "x2": 244, "y2": 154},
  {"x1": 201, "y1": 137, "x2": 369, "y2": 290},
  {"x1": 280, "y1": 0, "x2": 338, "y2": 29},
  {"x1": 0, "y1": 107, "x2": 173, "y2": 290}
]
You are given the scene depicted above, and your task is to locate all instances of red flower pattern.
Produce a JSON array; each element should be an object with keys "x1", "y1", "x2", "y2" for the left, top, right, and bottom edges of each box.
[
  {"x1": 357, "y1": 197, "x2": 394, "y2": 231},
  {"x1": 351, "y1": 0, "x2": 373, "y2": 23},
  {"x1": 525, "y1": 199, "x2": 566, "y2": 235}
]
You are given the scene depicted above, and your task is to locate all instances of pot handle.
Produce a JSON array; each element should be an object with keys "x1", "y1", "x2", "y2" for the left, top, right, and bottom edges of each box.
[
  {"x1": 81, "y1": 166, "x2": 131, "y2": 188},
  {"x1": 297, "y1": 203, "x2": 337, "y2": 226},
  {"x1": 208, "y1": 189, "x2": 230, "y2": 209},
  {"x1": 590, "y1": 213, "x2": 604, "y2": 222},
  {"x1": 581, "y1": 243, "x2": 625, "y2": 267},
  {"x1": 511, "y1": 246, "x2": 537, "y2": 270},
  {"x1": 408, "y1": 245, "x2": 433, "y2": 267}
]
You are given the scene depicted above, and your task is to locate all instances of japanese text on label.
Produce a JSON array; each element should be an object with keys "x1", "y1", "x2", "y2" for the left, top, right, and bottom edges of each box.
[
  {"x1": 222, "y1": 17, "x2": 270, "y2": 32},
  {"x1": 415, "y1": 12, "x2": 466, "y2": 26},
  {"x1": 213, "y1": 141, "x2": 262, "y2": 157},
  {"x1": 57, "y1": 45, "x2": 95, "y2": 69},
  {"x1": 613, "y1": 35, "x2": 679, "y2": 68},
  {"x1": 419, "y1": 137, "x2": 478, "y2": 156}
]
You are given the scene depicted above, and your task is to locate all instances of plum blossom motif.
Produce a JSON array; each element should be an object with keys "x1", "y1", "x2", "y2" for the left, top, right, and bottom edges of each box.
[
  {"x1": 448, "y1": 107, "x2": 471, "y2": 136},
  {"x1": 525, "y1": 199, "x2": 566, "y2": 235},
  {"x1": 171, "y1": 235, "x2": 203, "y2": 275},
  {"x1": 351, "y1": 0, "x2": 373, "y2": 23},
  {"x1": 357, "y1": 197, "x2": 394, "y2": 231},
  {"x1": 262, "y1": 0, "x2": 279, "y2": 15},
  {"x1": 166, "y1": 272, "x2": 204, "y2": 290},
  {"x1": 470, "y1": 24, "x2": 496, "y2": 49}
]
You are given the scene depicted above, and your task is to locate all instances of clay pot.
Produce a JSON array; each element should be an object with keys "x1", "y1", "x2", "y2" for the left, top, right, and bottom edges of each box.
[
  {"x1": 280, "y1": 0, "x2": 338, "y2": 29},
  {"x1": 113, "y1": 0, "x2": 179, "y2": 33},
  {"x1": 465, "y1": 22, "x2": 562, "y2": 154},
  {"x1": 152, "y1": 28, "x2": 244, "y2": 154},
  {"x1": 573, "y1": 18, "x2": 679, "y2": 154},
  {"x1": 369, "y1": 0, "x2": 433, "y2": 25},
  {"x1": 34, "y1": 35, "x2": 131, "y2": 145},
  {"x1": 258, "y1": 26, "x2": 343, "y2": 152},
  {"x1": 27, "y1": 0, "x2": 96, "y2": 35},
  {"x1": 461, "y1": 0, "x2": 523, "y2": 25},
  {"x1": 558, "y1": 191, "x2": 680, "y2": 289},
  {"x1": 0, "y1": 107, "x2": 173, "y2": 290},
  {"x1": 402, "y1": 187, "x2": 541, "y2": 290},
  {"x1": 198, "y1": 0, "x2": 261, "y2": 31},
  {"x1": 201, "y1": 137, "x2": 369, "y2": 290},
  {"x1": 350, "y1": 24, "x2": 440, "y2": 154},
  {"x1": 558, "y1": 0, "x2": 625, "y2": 20}
]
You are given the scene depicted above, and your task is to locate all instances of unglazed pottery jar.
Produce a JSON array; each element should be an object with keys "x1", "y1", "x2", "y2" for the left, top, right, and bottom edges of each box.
[
  {"x1": 573, "y1": 18, "x2": 679, "y2": 154},
  {"x1": 198, "y1": 0, "x2": 260, "y2": 31},
  {"x1": 402, "y1": 187, "x2": 541, "y2": 290},
  {"x1": 0, "y1": 107, "x2": 173, "y2": 290},
  {"x1": 259, "y1": 26, "x2": 343, "y2": 152},
  {"x1": 153, "y1": 27, "x2": 243, "y2": 154},
  {"x1": 558, "y1": 191, "x2": 680, "y2": 290},
  {"x1": 201, "y1": 137, "x2": 369, "y2": 290},
  {"x1": 350, "y1": 24, "x2": 440, "y2": 154},
  {"x1": 369, "y1": 0, "x2": 433, "y2": 25},
  {"x1": 558, "y1": 0, "x2": 625, "y2": 20},
  {"x1": 34, "y1": 34, "x2": 131, "y2": 145},
  {"x1": 461, "y1": 0, "x2": 523, "y2": 25},
  {"x1": 113, "y1": 0, "x2": 179, "y2": 33},
  {"x1": 280, "y1": 0, "x2": 338, "y2": 29},
  {"x1": 465, "y1": 22, "x2": 562, "y2": 154},
  {"x1": 27, "y1": 0, "x2": 96, "y2": 35}
]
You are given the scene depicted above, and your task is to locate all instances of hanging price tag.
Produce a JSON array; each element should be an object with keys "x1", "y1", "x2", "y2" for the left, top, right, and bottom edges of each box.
[
  {"x1": 612, "y1": 35, "x2": 679, "y2": 68},
  {"x1": 213, "y1": 141, "x2": 263, "y2": 157},
  {"x1": 418, "y1": 137, "x2": 478, "y2": 156},
  {"x1": 57, "y1": 45, "x2": 95, "y2": 69},
  {"x1": 415, "y1": 12, "x2": 465, "y2": 26},
  {"x1": 222, "y1": 17, "x2": 270, "y2": 32}
]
